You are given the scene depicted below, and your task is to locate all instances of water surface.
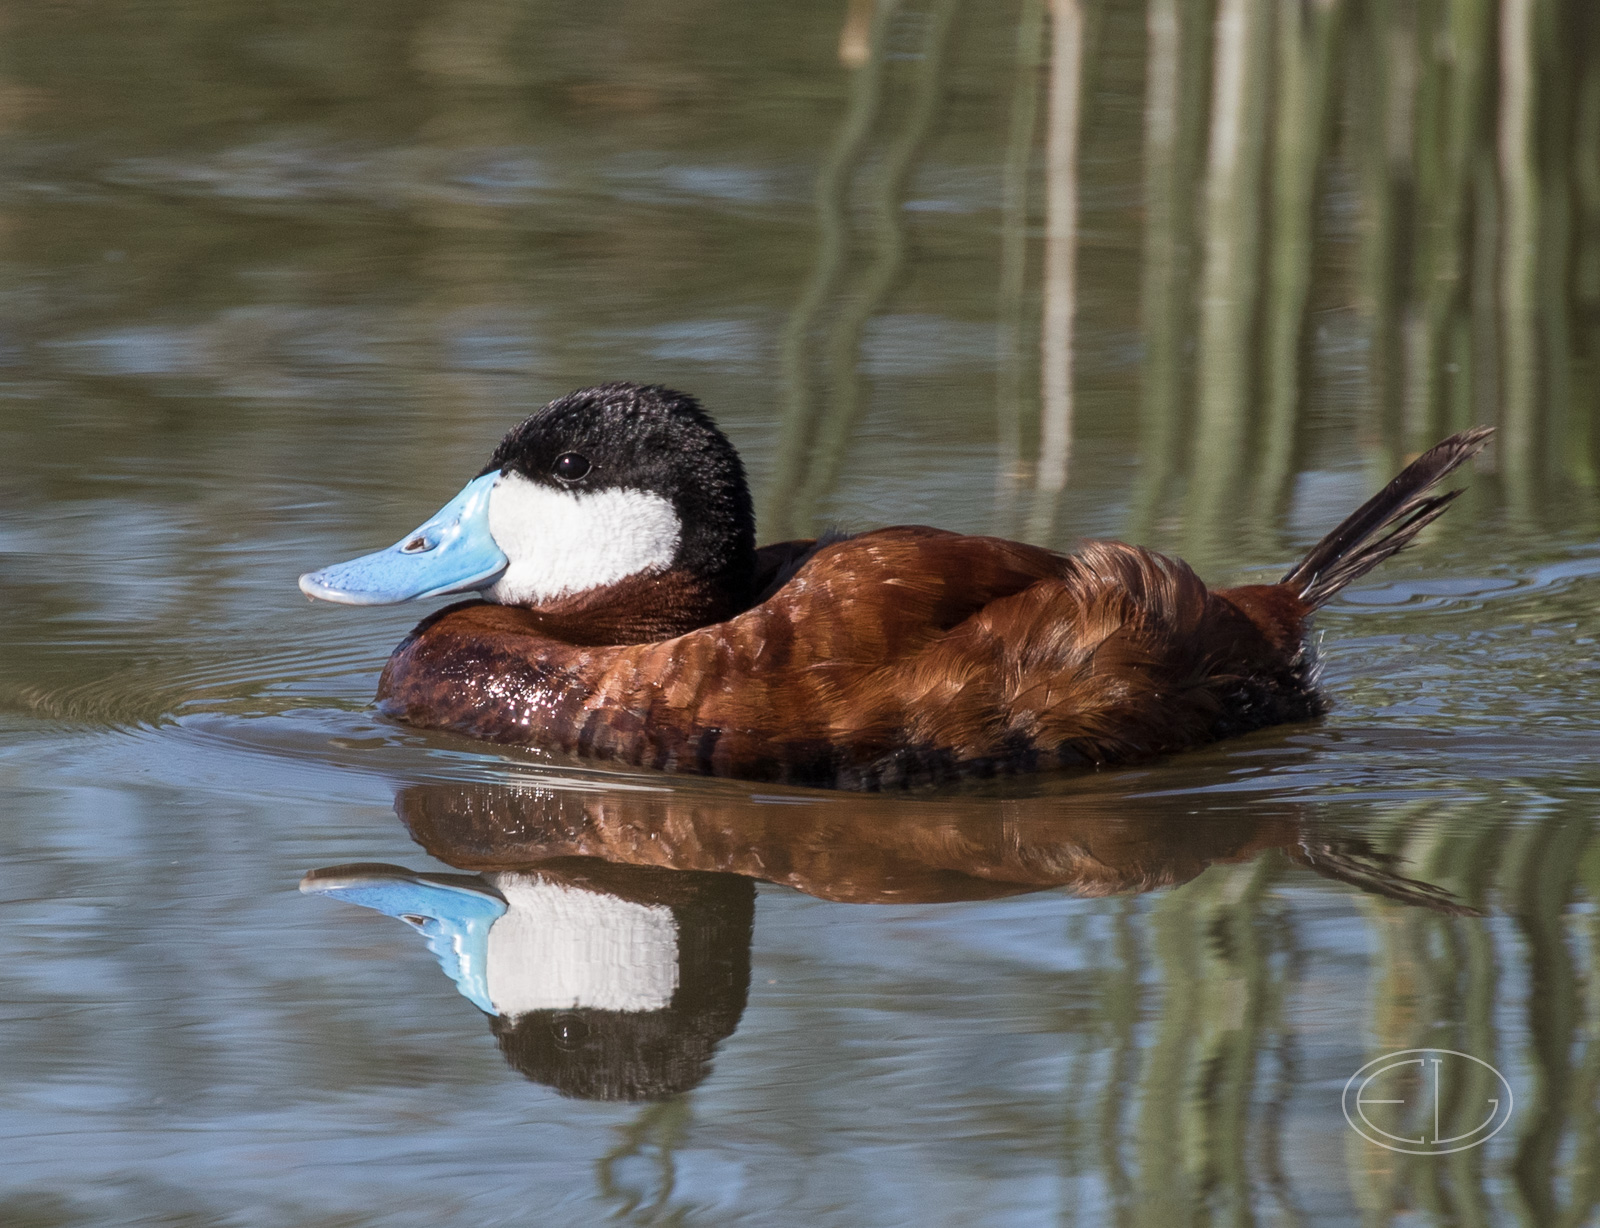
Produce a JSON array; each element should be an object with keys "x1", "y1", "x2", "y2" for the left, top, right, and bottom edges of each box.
[{"x1": 3, "y1": 1, "x2": 1599, "y2": 1224}]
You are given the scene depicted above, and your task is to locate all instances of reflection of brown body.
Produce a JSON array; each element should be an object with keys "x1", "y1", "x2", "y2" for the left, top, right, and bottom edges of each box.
[
  {"x1": 379, "y1": 430, "x2": 1490, "y2": 791},
  {"x1": 396, "y1": 782, "x2": 1476, "y2": 915}
]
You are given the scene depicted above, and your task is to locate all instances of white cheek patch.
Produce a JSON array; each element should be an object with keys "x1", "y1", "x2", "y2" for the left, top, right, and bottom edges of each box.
[
  {"x1": 482, "y1": 471, "x2": 682, "y2": 605},
  {"x1": 483, "y1": 873, "x2": 680, "y2": 1016}
]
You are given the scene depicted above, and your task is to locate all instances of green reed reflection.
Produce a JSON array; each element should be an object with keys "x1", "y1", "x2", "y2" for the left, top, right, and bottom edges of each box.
[
  {"x1": 1357, "y1": 797, "x2": 1600, "y2": 1226},
  {"x1": 1188, "y1": 0, "x2": 1274, "y2": 559},
  {"x1": 1133, "y1": 0, "x2": 1211, "y2": 543},
  {"x1": 768, "y1": 0, "x2": 902, "y2": 540},
  {"x1": 802, "y1": 0, "x2": 963, "y2": 521},
  {"x1": 995, "y1": 0, "x2": 1048, "y2": 538},
  {"x1": 772, "y1": 0, "x2": 1599, "y2": 558},
  {"x1": 1035, "y1": 801, "x2": 1600, "y2": 1224},
  {"x1": 1258, "y1": 0, "x2": 1343, "y2": 521},
  {"x1": 766, "y1": 0, "x2": 963, "y2": 538},
  {"x1": 598, "y1": 1097, "x2": 693, "y2": 1223}
]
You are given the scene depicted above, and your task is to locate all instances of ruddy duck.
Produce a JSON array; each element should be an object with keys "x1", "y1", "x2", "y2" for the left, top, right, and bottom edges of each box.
[{"x1": 300, "y1": 383, "x2": 1491, "y2": 790}]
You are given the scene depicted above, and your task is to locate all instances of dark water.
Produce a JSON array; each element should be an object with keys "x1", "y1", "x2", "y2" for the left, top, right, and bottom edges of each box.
[{"x1": 3, "y1": 1, "x2": 1599, "y2": 1224}]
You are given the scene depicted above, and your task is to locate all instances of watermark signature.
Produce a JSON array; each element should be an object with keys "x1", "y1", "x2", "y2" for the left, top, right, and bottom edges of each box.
[{"x1": 1342, "y1": 1049, "x2": 1514, "y2": 1155}]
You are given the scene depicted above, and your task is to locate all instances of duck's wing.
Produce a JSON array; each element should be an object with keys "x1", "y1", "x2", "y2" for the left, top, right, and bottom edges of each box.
[
  {"x1": 735, "y1": 526, "x2": 1071, "y2": 662},
  {"x1": 677, "y1": 532, "x2": 1315, "y2": 784},
  {"x1": 897, "y1": 540, "x2": 1317, "y2": 774},
  {"x1": 624, "y1": 527, "x2": 1297, "y2": 787}
]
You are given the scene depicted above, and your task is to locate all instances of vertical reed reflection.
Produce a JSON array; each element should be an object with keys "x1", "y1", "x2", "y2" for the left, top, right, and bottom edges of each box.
[
  {"x1": 1135, "y1": 887, "x2": 1202, "y2": 1223},
  {"x1": 1197, "y1": 861, "x2": 1277, "y2": 1219},
  {"x1": 1506, "y1": 810, "x2": 1586, "y2": 1223},
  {"x1": 1186, "y1": 0, "x2": 1272, "y2": 561},
  {"x1": 1576, "y1": 11, "x2": 1600, "y2": 487},
  {"x1": 1256, "y1": 0, "x2": 1342, "y2": 520},
  {"x1": 800, "y1": 0, "x2": 964, "y2": 519},
  {"x1": 1132, "y1": 0, "x2": 1211, "y2": 540},
  {"x1": 780, "y1": 0, "x2": 1594, "y2": 561},
  {"x1": 1019, "y1": 800, "x2": 1600, "y2": 1217},
  {"x1": 1351, "y1": 846, "x2": 1490, "y2": 1219},
  {"x1": 766, "y1": 0, "x2": 900, "y2": 540},
  {"x1": 995, "y1": 0, "x2": 1047, "y2": 535},
  {"x1": 1095, "y1": 901, "x2": 1140, "y2": 1218},
  {"x1": 1025, "y1": 0, "x2": 1086, "y2": 542},
  {"x1": 1136, "y1": 0, "x2": 1596, "y2": 563},
  {"x1": 1258, "y1": 908, "x2": 1307, "y2": 1227},
  {"x1": 1339, "y1": 798, "x2": 1600, "y2": 1224},
  {"x1": 769, "y1": 0, "x2": 961, "y2": 537},
  {"x1": 1497, "y1": 0, "x2": 1540, "y2": 507},
  {"x1": 1406, "y1": 0, "x2": 1490, "y2": 452},
  {"x1": 1569, "y1": 838, "x2": 1600, "y2": 1222},
  {"x1": 1351, "y1": 0, "x2": 1409, "y2": 477}
]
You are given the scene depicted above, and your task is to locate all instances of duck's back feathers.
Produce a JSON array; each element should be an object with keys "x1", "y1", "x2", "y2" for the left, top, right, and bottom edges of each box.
[{"x1": 378, "y1": 527, "x2": 1315, "y2": 789}]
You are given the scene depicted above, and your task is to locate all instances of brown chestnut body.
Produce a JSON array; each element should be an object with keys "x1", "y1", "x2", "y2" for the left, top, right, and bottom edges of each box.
[
  {"x1": 379, "y1": 530, "x2": 1320, "y2": 789},
  {"x1": 377, "y1": 425, "x2": 1491, "y2": 790},
  {"x1": 357, "y1": 400, "x2": 1491, "y2": 792}
]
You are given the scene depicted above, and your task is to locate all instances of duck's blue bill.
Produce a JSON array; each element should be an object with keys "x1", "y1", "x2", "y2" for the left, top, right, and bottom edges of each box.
[
  {"x1": 301, "y1": 864, "x2": 508, "y2": 1015},
  {"x1": 298, "y1": 470, "x2": 507, "y2": 605}
]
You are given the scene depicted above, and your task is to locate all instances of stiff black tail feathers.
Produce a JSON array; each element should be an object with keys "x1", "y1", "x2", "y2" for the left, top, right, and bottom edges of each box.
[{"x1": 1282, "y1": 427, "x2": 1494, "y2": 609}]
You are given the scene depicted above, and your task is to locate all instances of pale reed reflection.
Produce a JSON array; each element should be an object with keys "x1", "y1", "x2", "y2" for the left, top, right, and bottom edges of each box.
[
  {"x1": 1188, "y1": 0, "x2": 1273, "y2": 564},
  {"x1": 1026, "y1": 0, "x2": 1085, "y2": 543},
  {"x1": 995, "y1": 0, "x2": 1047, "y2": 537},
  {"x1": 1497, "y1": 0, "x2": 1540, "y2": 502},
  {"x1": 1130, "y1": 0, "x2": 1597, "y2": 568}
]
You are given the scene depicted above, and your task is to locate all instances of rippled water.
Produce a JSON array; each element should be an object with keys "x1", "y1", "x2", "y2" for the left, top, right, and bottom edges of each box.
[{"x1": 3, "y1": 2, "x2": 1600, "y2": 1225}]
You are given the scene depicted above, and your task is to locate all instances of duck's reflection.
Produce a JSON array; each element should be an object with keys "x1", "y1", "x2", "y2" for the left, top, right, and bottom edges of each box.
[
  {"x1": 304, "y1": 777, "x2": 1476, "y2": 1101},
  {"x1": 302, "y1": 860, "x2": 752, "y2": 1102},
  {"x1": 393, "y1": 778, "x2": 1480, "y2": 912}
]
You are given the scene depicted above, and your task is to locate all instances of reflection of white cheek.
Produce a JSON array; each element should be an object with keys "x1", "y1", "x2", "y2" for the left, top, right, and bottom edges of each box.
[
  {"x1": 482, "y1": 473, "x2": 681, "y2": 605},
  {"x1": 484, "y1": 874, "x2": 680, "y2": 1015}
]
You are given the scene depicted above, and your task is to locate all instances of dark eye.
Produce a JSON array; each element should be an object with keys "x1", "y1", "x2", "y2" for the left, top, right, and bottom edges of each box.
[
  {"x1": 553, "y1": 452, "x2": 591, "y2": 482},
  {"x1": 551, "y1": 1013, "x2": 588, "y2": 1049}
]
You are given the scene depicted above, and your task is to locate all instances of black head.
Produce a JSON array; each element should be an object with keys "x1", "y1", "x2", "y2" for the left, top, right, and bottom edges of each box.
[{"x1": 477, "y1": 383, "x2": 757, "y2": 611}]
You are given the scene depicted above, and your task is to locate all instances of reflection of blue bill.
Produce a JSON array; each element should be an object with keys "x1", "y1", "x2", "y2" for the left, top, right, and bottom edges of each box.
[
  {"x1": 301, "y1": 864, "x2": 506, "y2": 1014},
  {"x1": 305, "y1": 865, "x2": 683, "y2": 1017}
]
